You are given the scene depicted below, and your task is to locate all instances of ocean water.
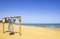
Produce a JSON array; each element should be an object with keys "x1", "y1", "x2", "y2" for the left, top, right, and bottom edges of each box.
[{"x1": 22, "y1": 23, "x2": 60, "y2": 28}]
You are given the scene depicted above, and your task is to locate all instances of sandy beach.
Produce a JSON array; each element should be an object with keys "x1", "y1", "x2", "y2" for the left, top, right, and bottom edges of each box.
[{"x1": 0, "y1": 23, "x2": 60, "y2": 39}]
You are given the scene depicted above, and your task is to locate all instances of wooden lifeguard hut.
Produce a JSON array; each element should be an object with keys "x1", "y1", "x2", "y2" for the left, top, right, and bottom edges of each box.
[{"x1": 2, "y1": 16, "x2": 21, "y2": 36}]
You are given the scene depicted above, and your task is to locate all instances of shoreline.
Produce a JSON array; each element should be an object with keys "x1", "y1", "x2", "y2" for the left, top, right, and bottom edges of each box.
[{"x1": 0, "y1": 23, "x2": 60, "y2": 28}]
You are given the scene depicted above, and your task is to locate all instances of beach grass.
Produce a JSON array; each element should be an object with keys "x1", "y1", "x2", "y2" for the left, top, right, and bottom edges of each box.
[{"x1": 0, "y1": 23, "x2": 60, "y2": 39}]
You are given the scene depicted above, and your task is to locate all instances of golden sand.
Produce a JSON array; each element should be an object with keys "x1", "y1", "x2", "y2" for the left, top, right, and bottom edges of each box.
[{"x1": 0, "y1": 23, "x2": 60, "y2": 39}]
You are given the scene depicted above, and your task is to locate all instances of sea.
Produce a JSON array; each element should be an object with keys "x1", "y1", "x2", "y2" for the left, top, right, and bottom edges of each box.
[{"x1": 15, "y1": 23, "x2": 60, "y2": 28}]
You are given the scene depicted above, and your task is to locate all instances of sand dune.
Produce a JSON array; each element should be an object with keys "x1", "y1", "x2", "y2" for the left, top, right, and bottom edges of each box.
[{"x1": 0, "y1": 23, "x2": 60, "y2": 39}]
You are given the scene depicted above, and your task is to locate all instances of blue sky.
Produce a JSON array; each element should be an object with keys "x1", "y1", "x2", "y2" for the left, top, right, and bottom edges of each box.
[{"x1": 0, "y1": 0, "x2": 60, "y2": 23}]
